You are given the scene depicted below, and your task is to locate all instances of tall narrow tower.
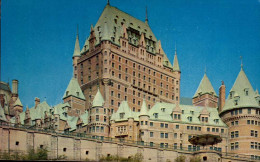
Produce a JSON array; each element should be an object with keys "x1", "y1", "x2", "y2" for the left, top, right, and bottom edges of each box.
[{"x1": 72, "y1": 26, "x2": 81, "y2": 79}]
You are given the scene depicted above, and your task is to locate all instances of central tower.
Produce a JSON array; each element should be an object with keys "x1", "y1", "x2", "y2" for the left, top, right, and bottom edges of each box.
[{"x1": 73, "y1": 3, "x2": 181, "y2": 115}]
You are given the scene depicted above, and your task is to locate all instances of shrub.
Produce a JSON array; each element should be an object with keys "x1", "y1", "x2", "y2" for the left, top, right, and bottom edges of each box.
[{"x1": 175, "y1": 155, "x2": 186, "y2": 162}]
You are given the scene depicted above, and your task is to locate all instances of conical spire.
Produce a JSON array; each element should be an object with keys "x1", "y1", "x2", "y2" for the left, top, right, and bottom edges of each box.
[
  {"x1": 73, "y1": 26, "x2": 80, "y2": 57},
  {"x1": 193, "y1": 73, "x2": 217, "y2": 98},
  {"x1": 139, "y1": 99, "x2": 149, "y2": 117},
  {"x1": 222, "y1": 67, "x2": 259, "y2": 113},
  {"x1": 92, "y1": 88, "x2": 105, "y2": 107},
  {"x1": 173, "y1": 44, "x2": 180, "y2": 72}
]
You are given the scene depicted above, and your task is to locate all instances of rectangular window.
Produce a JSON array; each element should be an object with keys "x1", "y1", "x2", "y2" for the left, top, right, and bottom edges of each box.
[
  {"x1": 174, "y1": 133, "x2": 177, "y2": 138},
  {"x1": 96, "y1": 115, "x2": 99, "y2": 121},
  {"x1": 235, "y1": 142, "x2": 239, "y2": 149},
  {"x1": 160, "y1": 123, "x2": 164, "y2": 128},
  {"x1": 165, "y1": 133, "x2": 168, "y2": 138},
  {"x1": 160, "y1": 133, "x2": 164, "y2": 138},
  {"x1": 176, "y1": 125, "x2": 179, "y2": 129},
  {"x1": 248, "y1": 108, "x2": 251, "y2": 114},
  {"x1": 231, "y1": 132, "x2": 234, "y2": 138},
  {"x1": 150, "y1": 132, "x2": 154, "y2": 137},
  {"x1": 165, "y1": 124, "x2": 168, "y2": 128},
  {"x1": 235, "y1": 131, "x2": 239, "y2": 137},
  {"x1": 150, "y1": 122, "x2": 153, "y2": 127}
]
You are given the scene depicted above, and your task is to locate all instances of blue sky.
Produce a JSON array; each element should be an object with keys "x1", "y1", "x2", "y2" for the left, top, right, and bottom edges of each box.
[{"x1": 1, "y1": 0, "x2": 260, "y2": 108}]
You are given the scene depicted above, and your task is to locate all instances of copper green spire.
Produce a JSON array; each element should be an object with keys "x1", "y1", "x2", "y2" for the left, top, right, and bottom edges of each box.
[
  {"x1": 221, "y1": 67, "x2": 259, "y2": 113},
  {"x1": 73, "y1": 26, "x2": 80, "y2": 57},
  {"x1": 139, "y1": 99, "x2": 149, "y2": 117},
  {"x1": 193, "y1": 73, "x2": 217, "y2": 98},
  {"x1": 92, "y1": 88, "x2": 104, "y2": 107},
  {"x1": 173, "y1": 43, "x2": 180, "y2": 72}
]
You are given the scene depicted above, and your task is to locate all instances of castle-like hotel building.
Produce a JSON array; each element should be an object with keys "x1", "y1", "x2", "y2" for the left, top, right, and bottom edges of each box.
[{"x1": 0, "y1": 2, "x2": 260, "y2": 161}]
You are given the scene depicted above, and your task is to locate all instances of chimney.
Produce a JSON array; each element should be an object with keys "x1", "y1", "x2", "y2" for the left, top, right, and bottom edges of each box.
[
  {"x1": 35, "y1": 97, "x2": 40, "y2": 107},
  {"x1": 12, "y1": 80, "x2": 18, "y2": 95},
  {"x1": 218, "y1": 81, "x2": 226, "y2": 113}
]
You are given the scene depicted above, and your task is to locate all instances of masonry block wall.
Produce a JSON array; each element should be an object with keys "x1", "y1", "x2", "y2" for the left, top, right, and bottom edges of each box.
[{"x1": 0, "y1": 126, "x2": 253, "y2": 162}]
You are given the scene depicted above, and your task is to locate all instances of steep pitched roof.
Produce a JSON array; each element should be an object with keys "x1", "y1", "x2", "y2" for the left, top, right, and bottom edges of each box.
[
  {"x1": 193, "y1": 73, "x2": 217, "y2": 98},
  {"x1": 139, "y1": 99, "x2": 149, "y2": 117},
  {"x1": 63, "y1": 78, "x2": 85, "y2": 100},
  {"x1": 73, "y1": 30, "x2": 80, "y2": 57},
  {"x1": 172, "y1": 50, "x2": 180, "y2": 72},
  {"x1": 14, "y1": 97, "x2": 23, "y2": 107},
  {"x1": 111, "y1": 101, "x2": 137, "y2": 121},
  {"x1": 148, "y1": 102, "x2": 227, "y2": 127},
  {"x1": 92, "y1": 89, "x2": 104, "y2": 107},
  {"x1": 53, "y1": 103, "x2": 70, "y2": 121},
  {"x1": 222, "y1": 68, "x2": 259, "y2": 113}
]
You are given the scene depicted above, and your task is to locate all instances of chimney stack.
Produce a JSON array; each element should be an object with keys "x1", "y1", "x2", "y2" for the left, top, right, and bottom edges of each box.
[
  {"x1": 218, "y1": 81, "x2": 226, "y2": 113},
  {"x1": 12, "y1": 80, "x2": 18, "y2": 95},
  {"x1": 35, "y1": 97, "x2": 40, "y2": 107}
]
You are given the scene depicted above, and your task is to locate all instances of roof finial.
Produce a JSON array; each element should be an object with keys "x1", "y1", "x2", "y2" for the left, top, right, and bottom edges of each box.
[
  {"x1": 240, "y1": 56, "x2": 243, "y2": 70},
  {"x1": 175, "y1": 41, "x2": 177, "y2": 55},
  {"x1": 77, "y1": 24, "x2": 79, "y2": 37},
  {"x1": 107, "y1": 0, "x2": 110, "y2": 5},
  {"x1": 145, "y1": 6, "x2": 148, "y2": 23}
]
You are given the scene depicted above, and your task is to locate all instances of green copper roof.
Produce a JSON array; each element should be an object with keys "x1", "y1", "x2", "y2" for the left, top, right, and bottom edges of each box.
[
  {"x1": 18, "y1": 101, "x2": 51, "y2": 125},
  {"x1": 79, "y1": 110, "x2": 89, "y2": 126},
  {"x1": 73, "y1": 31, "x2": 80, "y2": 57},
  {"x1": 14, "y1": 97, "x2": 23, "y2": 107},
  {"x1": 221, "y1": 68, "x2": 260, "y2": 113},
  {"x1": 92, "y1": 88, "x2": 104, "y2": 107},
  {"x1": 0, "y1": 104, "x2": 7, "y2": 121},
  {"x1": 172, "y1": 51, "x2": 180, "y2": 72},
  {"x1": 111, "y1": 100, "x2": 139, "y2": 121},
  {"x1": 148, "y1": 102, "x2": 227, "y2": 127},
  {"x1": 139, "y1": 99, "x2": 149, "y2": 117},
  {"x1": 193, "y1": 73, "x2": 217, "y2": 98},
  {"x1": 53, "y1": 103, "x2": 70, "y2": 121},
  {"x1": 63, "y1": 78, "x2": 85, "y2": 100},
  {"x1": 67, "y1": 116, "x2": 78, "y2": 131}
]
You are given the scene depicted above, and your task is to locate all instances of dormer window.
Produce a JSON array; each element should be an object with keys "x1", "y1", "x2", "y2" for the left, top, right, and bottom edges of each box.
[
  {"x1": 214, "y1": 119, "x2": 219, "y2": 124},
  {"x1": 244, "y1": 89, "x2": 249, "y2": 96},
  {"x1": 161, "y1": 108, "x2": 165, "y2": 112},
  {"x1": 234, "y1": 100, "x2": 238, "y2": 106},
  {"x1": 66, "y1": 91, "x2": 69, "y2": 96},
  {"x1": 154, "y1": 113, "x2": 158, "y2": 119},
  {"x1": 190, "y1": 111, "x2": 194, "y2": 115},
  {"x1": 230, "y1": 91, "x2": 233, "y2": 99},
  {"x1": 114, "y1": 19, "x2": 117, "y2": 24},
  {"x1": 119, "y1": 113, "x2": 125, "y2": 119},
  {"x1": 188, "y1": 116, "x2": 192, "y2": 122},
  {"x1": 76, "y1": 92, "x2": 79, "y2": 97}
]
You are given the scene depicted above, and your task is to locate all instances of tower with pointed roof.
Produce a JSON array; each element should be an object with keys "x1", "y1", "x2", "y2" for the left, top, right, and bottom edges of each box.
[
  {"x1": 63, "y1": 77, "x2": 86, "y2": 116},
  {"x1": 74, "y1": 2, "x2": 181, "y2": 114},
  {"x1": 73, "y1": 26, "x2": 81, "y2": 80},
  {"x1": 139, "y1": 99, "x2": 150, "y2": 142},
  {"x1": 219, "y1": 65, "x2": 260, "y2": 156},
  {"x1": 87, "y1": 88, "x2": 109, "y2": 137},
  {"x1": 172, "y1": 44, "x2": 181, "y2": 104},
  {"x1": 192, "y1": 72, "x2": 218, "y2": 108}
]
